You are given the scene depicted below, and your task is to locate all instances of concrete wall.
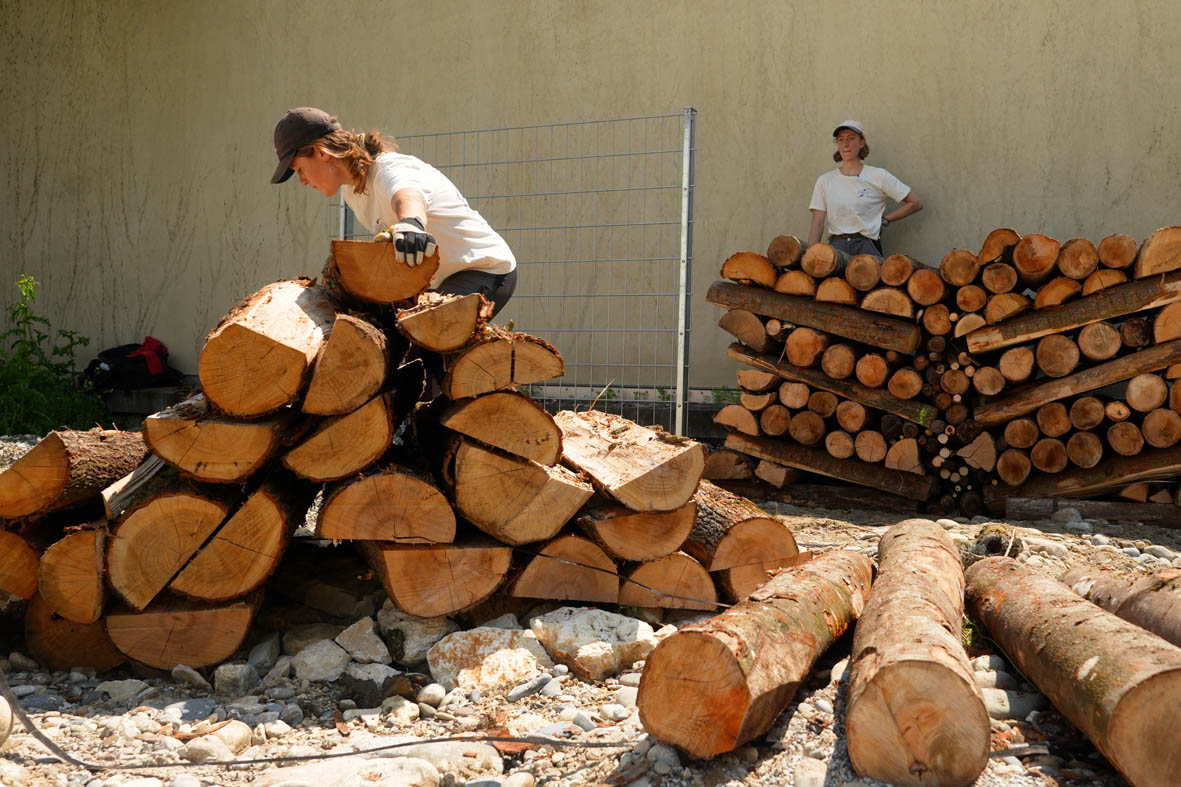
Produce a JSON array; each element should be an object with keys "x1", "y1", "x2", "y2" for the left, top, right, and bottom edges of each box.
[{"x1": 3, "y1": 0, "x2": 1180, "y2": 386}]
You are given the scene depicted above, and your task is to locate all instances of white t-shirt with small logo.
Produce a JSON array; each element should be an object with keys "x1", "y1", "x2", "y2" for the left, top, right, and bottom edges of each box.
[
  {"x1": 343, "y1": 152, "x2": 516, "y2": 288},
  {"x1": 809, "y1": 166, "x2": 910, "y2": 240}
]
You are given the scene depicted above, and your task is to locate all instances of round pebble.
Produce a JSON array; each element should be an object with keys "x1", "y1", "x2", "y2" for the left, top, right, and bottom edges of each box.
[
  {"x1": 551, "y1": 664, "x2": 569, "y2": 676},
  {"x1": 814, "y1": 698, "x2": 833, "y2": 714},
  {"x1": 416, "y1": 683, "x2": 447, "y2": 707}
]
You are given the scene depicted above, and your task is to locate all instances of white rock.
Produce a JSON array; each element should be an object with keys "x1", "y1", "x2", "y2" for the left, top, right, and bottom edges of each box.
[
  {"x1": 381, "y1": 694, "x2": 421, "y2": 725},
  {"x1": 1120, "y1": 546, "x2": 1141, "y2": 557},
  {"x1": 0, "y1": 694, "x2": 12, "y2": 745},
  {"x1": 981, "y1": 687, "x2": 1048, "y2": 720},
  {"x1": 506, "y1": 712, "x2": 550, "y2": 735},
  {"x1": 179, "y1": 734, "x2": 234, "y2": 763},
  {"x1": 503, "y1": 772, "x2": 536, "y2": 787},
  {"x1": 254, "y1": 757, "x2": 440, "y2": 787},
  {"x1": 416, "y1": 682, "x2": 447, "y2": 707},
  {"x1": 427, "y1": 627, "x2": 553, "y2": 691},
  {"x1": 291, "y1": 639, "x2": 351, "y2": 682},
  {"x1": 530, "y1": 607, "x2": 656, "y2": 681},
  {"x1": 1090, "y1": 534, "x2": 1112, "y2": 546},
  {"x1": 0, "y1": 760, "x2": 29, "y2": 786},
  {"x1": 974, "y1": 670, "x2": 1018, "y2": 690},
  {"x1": 170, "y1": 776, "x2": 202, "y2": 787},
  {"x1": 120, "y1": 779, "x2": 164, "y2": 787},
  {"x1": 371, "y1": 740, "x2": 504, "y2": 779},
  {"x1": 377, "y1": 602, "x2": 460, "y2": 666},
  {"x1": 97, "y1": 679, "x2": 149, "y2": 704},
  {"x1": 1145, "y1": 545, "x2": 1175, "y2": 560},
  {"x1": 971, "y1": 654, "x2": 1008, "y2": 671},
  {"x1": 211, "y1": 719, "x2": 253, "y2": 754},
  {"x1": 935, "y1": 518, "x2": 959, "y2": 530},
  {"x1": 263, "y1": 720, "x2": 292, "y2": 738},
  {"x1": 335, "y1": 617, "x2": 392, "y2": 664}
]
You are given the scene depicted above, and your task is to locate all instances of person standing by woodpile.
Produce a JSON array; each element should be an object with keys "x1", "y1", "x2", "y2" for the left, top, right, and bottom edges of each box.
[
  {"x1": 270, "y1": 107, "x2": 517, "y2": 316},
  {"x1": 807, "y1": 120, "x2": 923, "y2": 260}
]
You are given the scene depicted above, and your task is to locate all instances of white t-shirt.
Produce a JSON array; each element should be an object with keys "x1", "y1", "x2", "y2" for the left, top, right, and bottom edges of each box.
[
  {"x1": 808, "y1": 165, "x2": 910, "y2": 240},
  {"x1": 343, "y1": 152, "x2": 516, "y2": 288}
]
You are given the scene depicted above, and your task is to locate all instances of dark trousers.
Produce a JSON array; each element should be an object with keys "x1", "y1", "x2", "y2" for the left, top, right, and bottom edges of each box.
[
  {"x1": 436, "y1": 267, "x2": 518, "y2": 317},
  {"x1": 829, "y1": 234, "x2": 884, "y2": 260}
]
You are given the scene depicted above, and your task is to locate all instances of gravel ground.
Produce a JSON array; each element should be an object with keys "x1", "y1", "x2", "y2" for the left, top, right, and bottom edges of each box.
[{"x1": 3, "y1": 436, "x2": 1178, "y2": 787}]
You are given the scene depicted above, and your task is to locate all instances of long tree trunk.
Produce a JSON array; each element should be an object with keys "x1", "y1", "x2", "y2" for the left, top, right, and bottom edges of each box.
[
  {"x1": 846, "y1": 519, "x2": 989, "y2": 787},
  {"x1": 965, "y1": 558, "x2": 1181, "y2": 787},
  {"x1": 636, "y1": 550, "x2": 873, "y2": 759},
  {"x1": 1061, "y1": 566, "x2": 1181, "y2": 648}
]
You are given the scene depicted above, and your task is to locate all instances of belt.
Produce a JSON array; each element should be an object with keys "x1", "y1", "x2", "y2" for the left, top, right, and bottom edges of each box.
[{"x1": 829, "y1": 233, "x2": 865, "y2": 240}]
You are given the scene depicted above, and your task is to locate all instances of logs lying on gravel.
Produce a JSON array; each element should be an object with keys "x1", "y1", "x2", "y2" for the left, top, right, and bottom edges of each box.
[
  {"x1": 3, "y1": 240, "x2": 803, "y2": 672},
  {"x1": 710, "y1": 227, "x2": 1181, "y2": 515},
  {"x1": 966, "y1": 557, "x2": 1181, "y2": 787},
  {"x1": 1061, "y1": 565, "x2": 1181, "y2": 647}
]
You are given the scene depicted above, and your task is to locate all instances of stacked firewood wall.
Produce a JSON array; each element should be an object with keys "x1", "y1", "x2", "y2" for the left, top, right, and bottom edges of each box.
[
  {"x1": 708, "y1": 226, "x2": 1181, "y2": 516},
  {"x1": 0, "y1": 241, "x2": 809, "y2": 674}
]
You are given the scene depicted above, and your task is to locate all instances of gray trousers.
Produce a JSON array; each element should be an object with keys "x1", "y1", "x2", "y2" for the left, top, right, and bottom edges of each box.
[
  {"x1": 829, "y1": 234, "x2": 884, "y2": 260},
  {"x1": 437, "y1": 267, "x2": 518, "y2": 317}
]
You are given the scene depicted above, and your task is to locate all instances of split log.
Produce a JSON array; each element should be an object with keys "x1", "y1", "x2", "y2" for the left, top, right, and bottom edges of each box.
[
  {"x1": 443, "y1": 328, "x2": 564, "y2": 399},
  {"x1": 1134, "y1": 225, "x2": 1181, "y2": 278},
  {"x1": 0, "y1": 530, "x2": 39, "y2": 600},
  {"x1": 845, "y1": 255, "x2": 881, "y2": 291},
  {"x1": 682, "y1": 481, "x2": 798, "y2": 571},
  {"x1": 360, "y1": 537, "x2": 512, "y2": 618},
  {"x1": 973, "y1": 340, "x2": 1181, "y2": 426},
  {"x1": 1066, "y1": 431, "x2": 1104, "y2": 468},
  {"x1": 24, "y1": 592, "x2": 123, "y2": 673},
  {"x1": 199, "y1": 278, "x2": 336, "y2": 417},
  {"x1": 965, "y1": 557, "x2": 1181, "y2": 787},
  {"x1": 1107, "y1": 422, "x2": 1144, "y2": 456},
  {"x1": 0, "y1": 429, "x2": 146, "y2": 520},
  {"x1": 953, "y1": 313, "x2": 986, "y2": 338},
  {"x1": 1034, "y1": 276, "x2": 1082, "y2": 309},
  {"x1": 1061, "y1": 566, "x2": 1181, "y2": 648},
  {"x1": 996, "y1": 449, "x2": 1032, "y2": 486},
  {"x1": 957, "y1": 432, "x2": 997, "y2": 472},
  {"x1": 703, "y1": 448, "x2": 755, "y2": 481},
  {"x1": 984, "y1": 292, "x2": 1030, "y2": 324},
  {"x1": 144, "y1": 394, "x2": 294, "y2": 483},
  {"x1": 1077, "y1": 321, "x2": 1122, "y2": 361},
  {"x1": 554, "y1": 409, "x2": 704, "y2": 512},
  {"x1": 714, "y1": 404, "x2": 759, "y2": 436},
  {"x1": 884, "y1": 438, "x2": 923, "y2": 475},
  {"x1": 753, "y1": 460, "x2": 800, "y2": 488},
  {"x1": 1083, "y1": 269, "x2": 1129, "y2": 295},
  {"x1": 719, "y1": 309, "x2": 775, "y2": 354},
  {"x1": 707, "y1": 281, "x2": 921, "y2": 353},
  {"x1": 101, "y1": 454, "x2": 170, "y2": 522},
  {"x1": 939, "y1": 249, "x2": 980, "y2": 287},
  {"x1": 965, "y1": 269, "x2": 1181, "y2": 353},
  {"x1": 37, "y1": 528, "x2": 105, "y2": 623},
  {"x1": 906, "y1": 268, "x2": 945, "y2": 306},
  {"x1": 1118, "y1": 483, "x2": 1149, "y2": 502},
  {"x1": 325, "y1": 241, "x2": 437, "y2": 304},
  {"x1": 816, "y1": 277, "x2": 859, "y2": 305},
  {"x1": 1070, "y1": 396, "x2": 1106, "y2": 430},
  {"x1": 977, "y1": 228, "x2": 1021, "y2": 265},
  {"x1": 395, "y1": 291, "x2": 490, "y2": 353},
  {"x1": 509, "y1": 534, "x2": 618, "y2": 603},
  {"x1": 773, "y1": 270, "x2": 817, "y2": 297},
  {"x1": 846, "y1": 520, "x2": 988, "y2": 787},
  {"x1": 454, "y1": 440, "x2": 592, "y2": 545},
  {"x1": 801, "y1": 243, "x2": 850, "y2": 278},
  {"x1": 721, "y1": 251, "x2": 777, "y2": 288},
  {"x1": 859, "y1": 287, "x2": 915, "y2": 319},
  {"x1": 1098, "y1": 233, "x2": 1138, "y2": 269},
  {"x1": 1057, "y1": 238, "x2": 1099, "y2": 280},
  {"x1": 855, "y1": 431, "x2": 888, "y2": 464},
  {"x1": 316, "y1": 461, "x2": 455, "y2": 543},
  {"x1": 717, "y1": 552, "x2": 814, "y2": 603},
  {"x1": 282, "y1": 392, "x2": 395, "y2": 481},
  {"x1": 105, "y1": 477, "x2": 241, "y2": 611},
  {"x1": 981, "y1": 262, "x2": 1018, "y2": 294},
  {"x1": 439, "y1": 391, "x2": 561, "y2": 465},
  {"x1": 620, "y1": 552, "x2": 718, "y2": 610},
  {"x1": 1012, "y1": 233, "x2": 1061, "y2": 286},
  {"x1": 576, "y1": 496, "x2": 697, "y2": 562},
  {"x1": 740, "y1": 392, "x2": 776, "y2": 412},
  {"x1": 303, "y1": 312, "x2": 394, "y2": 414},
  {"x1": 785, "y1": 327, "x2": 830, "y2": 367},
  {"x1": 998, "y1": 346, "x2": 1035, "y2": 384},
  {"x1": 766, "y1": 235, "x2": 805, "y2": 268},
  {"x1": 725, "y1": 432, "x2": 936, "y2": 500},
  {"x1": 880, "y1": 254, "x2": 915, "y2": 286},
  {"x1": 1154, "y1": 302, "x2": 1181, "y2": 343},
  {"x1": 1035, "y1": 334, "x2": 1080, "y2": 377},
  {"x1": 170, "y1": 473, "x2": 315, "y2": 602},
  {"x1": 1126, "y1": 373, "x2": 1168, "y2": 412},
  {"x1": 1143, "y1": 408, "x2": 1181, "y2": 448},
  {"x1": 105, "y1": 593, "x2": 261, "y2": 670},
  {"x1": 636, "y1": 550, "x2": 873, "y2": 758},
  {"x1": 736, "y1": 369, "x2": 780, "y2": 393}
]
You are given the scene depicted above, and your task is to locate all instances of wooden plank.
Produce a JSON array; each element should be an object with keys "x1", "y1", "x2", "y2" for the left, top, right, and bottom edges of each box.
[
  {"x1": 973, "y1": 340, "x2": 1181, "y2": 427},
  {"x1": 717, "y1": 481, "x2": 920, "y2": 515},
  {"x1": 707, "y1": 280, "x2": 921, "y2": 354},
  {"x1": 728, "y1": 343, "x2": 936, "y2": 426},
  {"x1": 724, "y1": 432, "x2": 936, "y2": 501},
  {"x1": 981, "y1": 444, "x2": 1181, "y2": 502},
  {"x1": 999, "y1": 496, "x2": 1181, "y2": 527},
  {"x1": 965, "y1": 269, "x2": 1181, "y2": 353}
]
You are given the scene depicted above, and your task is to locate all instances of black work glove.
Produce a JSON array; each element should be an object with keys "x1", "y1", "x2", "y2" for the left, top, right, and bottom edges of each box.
[
  {"x1": 880, "y1": 216, "x2": 891, "y2": 231},
  {"x1": 385, "y1": 217, "x2": 437, "y2": 266}
]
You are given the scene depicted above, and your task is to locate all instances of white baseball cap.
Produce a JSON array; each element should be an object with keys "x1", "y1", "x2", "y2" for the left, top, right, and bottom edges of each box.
[{"x1": 832, "y1": 120, "x2": 864, "y2": 137}]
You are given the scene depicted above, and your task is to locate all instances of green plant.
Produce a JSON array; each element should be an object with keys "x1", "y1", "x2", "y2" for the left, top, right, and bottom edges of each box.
[
  {"x1": 0, "y1": 274, "x2": 107, "y2": 434},
  {"x1": 711, "y1": 386, "x2": 741, "y2": 405}
]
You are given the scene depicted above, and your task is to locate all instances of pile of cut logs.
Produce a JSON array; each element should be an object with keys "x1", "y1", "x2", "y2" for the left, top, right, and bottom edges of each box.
[
  {"x1": 0, "y1": 241, "x2": 808, "y2": 674},
  {"x1": 707, "y1": 227, "x2": 1181, "y2": 517}
]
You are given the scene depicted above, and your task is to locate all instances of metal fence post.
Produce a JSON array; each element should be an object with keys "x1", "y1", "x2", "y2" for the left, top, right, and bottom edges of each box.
[{"x1": 676, "y1": 107, "x2": 696, "y2": 436}]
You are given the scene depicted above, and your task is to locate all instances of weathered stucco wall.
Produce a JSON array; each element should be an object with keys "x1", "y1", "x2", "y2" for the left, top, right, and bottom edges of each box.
[{"x1": 2, "y1": 0, "x2": 1179, "y2": 385}]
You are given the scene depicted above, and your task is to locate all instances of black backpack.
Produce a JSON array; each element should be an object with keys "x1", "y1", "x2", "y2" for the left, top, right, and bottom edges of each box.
[{"x1": 81, "y1": 336, "x2": 183, "y2": 391}]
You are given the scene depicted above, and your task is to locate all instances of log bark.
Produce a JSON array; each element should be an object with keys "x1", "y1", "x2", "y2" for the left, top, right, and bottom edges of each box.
[
  {"x1": 395, "y1": 291, "x2": 490, "y2": 353},
  {"x1": 977, "y1": 228, "x2": 1021, "y2": 265},
  {"x1": 766, "y1": 235, "x2": 805, "y2": 268},
  {"x1": 1061, "y1": 566, "x2": 1181, "y2": 648},
  {"x1": 1134, "y1": 225, "x2": 1181, "y2": 278},
  {"x1": 575, "y1": 496, "x2": 698, "y2": 562},
  {"x1": 304, "y1": 312, "x2": 394, "y2": 414},
  {"x1": 282, "y1": 392, "x2": 395, "y2": 481},
  {"x1": 1098, "y1": 233, "x2": 1138, "y2": 269},
  {"x1": 973, "y1": 340, "x2": 1181, "y2": 426},
  {"x1": 0, "y1": 429, "x2": 146, "y2": 519},
  {"x1": 1012, "y1": 233, "x2": 1061, "y2": 286},
  {"x1": 0, "y1": 530, "x2": 39, "y2": 600},
  {"x1": 707, "y1": 281, "x2": 921, "y2": 353},
  {"x1": 620, "y1": 552, "x2": 718, "y2": 610},
  {"x1": 968, "y1": 269, "x2": 1181, "y2": 353},
  {"x1": 846, "y1": 519, "x2": 988, "y2": 787},
  {"x1": 316, "y1": 460, "x2": 455, "y2": 543},
  {"x1": 859, "y1": 287, "x2": 915, "y2": 319},
  {"x1": 965, "y1": 557, "x2": 1181, "y2": 787},
  {"x1": 439, "y1": 391, "x2": 562, "y2": 465},
  {"x1": 509, "y1": 534, "x2": 618, "y2": 603},
  {"x1": 716, "y1": 552, "x2": 814, "y2": 603},
  {"x1": 725, "y1": 432, "x2": 936, "y2": 500},
  {"x1": 36, "y1": 528, "x2": 105, "y2": 623},
  {"x1": 719, "y1": 309, "x2": 775, "y2": 354},
  {"x1": 454, "y1": 440, "x2": 592, "y2": 545},
  {"x1": 721, "y1": 251, "x2": 777, "y2": 288},
  {"x1": 443, "y1": 327, "x2": 564, "y2": 399},
  {"x1": 24, "y1": 591, "x2": 123, "y2": 673},
  {"x1": 554, "y1": 409, "x2": 704, "y2": 512},
  {"x1": 636, "y1": 550, "x2": 873, "y2": 758},
  {"x1": 682, "y1": 481, "x2": 798, "y2": 571},
  {"x1": 880, "y1": 254, "x2": 915, "y2": 286},
  {"x1": 729, "y1": 344, "x2": 935, "y2": 425},
  {"x1": 199, "y1": 278, "x2": 336, "y2": 417},
  {"x1": 144, "y1": 394, "x2": 294, "y2": 483},
  {"x1": 360, "y1": 537, "x2": 512, "y2": 618},
  {"x1": 105, "y1": 593, "x2": 261, "y2": 670}
]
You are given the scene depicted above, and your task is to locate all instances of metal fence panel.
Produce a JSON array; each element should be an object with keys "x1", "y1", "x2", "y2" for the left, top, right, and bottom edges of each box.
[{"x1": 337, "y1": 109, "x2": 696, "y2": 433}]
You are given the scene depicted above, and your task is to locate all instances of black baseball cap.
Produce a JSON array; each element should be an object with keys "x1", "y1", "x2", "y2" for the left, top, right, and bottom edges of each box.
[{"x1": 271, "y1": 107, "x2": 342, "y2": 184}]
